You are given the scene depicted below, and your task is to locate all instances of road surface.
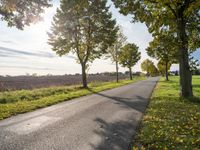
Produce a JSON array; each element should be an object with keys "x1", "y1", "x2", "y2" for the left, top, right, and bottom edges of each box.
[{"x1": 0, "y1": 77, "x2": 159, "y2": 150}]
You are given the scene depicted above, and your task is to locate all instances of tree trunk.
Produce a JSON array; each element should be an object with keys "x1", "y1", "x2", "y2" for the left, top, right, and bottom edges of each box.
[
  {"x1": 81, "y1": 63, "x2": 88, "y2": 88},
  {"x1": 177, "y1": 16, "x2": 193, "y2": 97},
  {"x1": 116, "y1": 61, "x2": 119, "y2": 82},
  {"x1": 165, "y1": 61, "x2": 169, "y2": 81},
  {"x1": 129, "y1": 67, "x2": 133, "y2": 80}
]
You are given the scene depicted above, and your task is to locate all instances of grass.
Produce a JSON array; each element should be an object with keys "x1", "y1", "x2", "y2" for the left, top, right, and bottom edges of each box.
[
  {"x1": 132, "y1": 76, "x2": 200, "y2": 150},
  {"x1": 0, "y1": 77, "x2": 145, "y2": 120}
]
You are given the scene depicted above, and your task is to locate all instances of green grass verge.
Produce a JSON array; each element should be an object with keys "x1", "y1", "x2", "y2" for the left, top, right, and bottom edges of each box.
[
  {"x1": 133, "y1": 76, "x2": 200, "y2": 150},
  {"x1": 0, "y1": 77, "x2": 145, "y2": 120}
]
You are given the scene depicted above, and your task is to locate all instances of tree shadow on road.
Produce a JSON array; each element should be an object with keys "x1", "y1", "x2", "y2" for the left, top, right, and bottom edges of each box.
[
  {"x1": 87, "y1": 88, "x2": 149, "y2": 113},
  {"x1": 90, "y1": 117, "x2": 138, "y2": 150},
  {"x1": 86, "y1": 88, "x2": 151, "y2": 150}
]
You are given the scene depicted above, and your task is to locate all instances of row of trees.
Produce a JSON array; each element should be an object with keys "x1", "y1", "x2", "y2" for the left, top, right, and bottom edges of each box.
[
  {"x1": 106, "y1": 29, "x2": 141, "y2": 82},
  {"x1": 0, "y1": 0, "x2": 141, "y2": 89},
  {"x1": 48, "y1": 0, "x2": 141, "y2": 88},
  {"x1": 141, "y1": 59, "x2": 159, "y2": 77},
  {"x1": 48, "y1": 0, "x2": 117, "y2": 88},
  {"x1": 141, "y1": 58, "x2": 174, "y2": 78},
  {"x1": 112, "y1": 0, "x2": 200, "y2": 97},
  {"x1": 1, "y1": 0, "x2": 199, "y2": 97}
]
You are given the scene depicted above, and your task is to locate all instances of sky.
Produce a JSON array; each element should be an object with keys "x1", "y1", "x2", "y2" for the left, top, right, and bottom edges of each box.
[{"x1": 0, "y1": 0, "x2": 198, "y2": 76}]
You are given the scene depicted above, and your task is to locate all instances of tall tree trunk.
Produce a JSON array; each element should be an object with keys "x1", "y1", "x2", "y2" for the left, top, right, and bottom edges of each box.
[
  {"x1": 116, "y1": 61, "x2": 119, "y2": 82},
  {"x1": 81, "y1": 63, "x2": 88, "y2": 88},
  {"x1": 177, "y1": 16, "x2": 193, "y2": 97},
  {"x1": 129, "y1": 67, "x2": 133, "y2": 80},
  {"x1": 165, "y1": 61, "x2": 169, "y2": 81}
]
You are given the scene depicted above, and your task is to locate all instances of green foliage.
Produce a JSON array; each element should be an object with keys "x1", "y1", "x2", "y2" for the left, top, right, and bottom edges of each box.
[
  {"x1": 141, "y1": 59, "x2": 158, "y2": 76},
  {"x1": 157, "y1": 60, "x2": 171, "y2": 76},
  {"x1": 146, "y1": 32, "x2": 175, "y2": 80},
  {"x1": 48, "y1": 0, "x2": 117, "y2": 87},
  {"x1": 119, "y1": 43, "x2": 141, "y2": 80},
  {"x1": 112, "y1": 0, "x2": 200, "y2": 45},
  {"x1": 48, "y1": 0, "x2": 117, "y2": 64},
  {"x1": 0, "y1": 77, "x2": 145, "y2": 120},
  {"x1": 0, "y1": 0, "x2": 52, "y2": 29},
  {"x1": 119, "y1": 43, "x2": 141, "y2": 69},
  {"x1": 106, "y1": 27, "x2": 127, "y2": 82},
  {"x1": 146, "y1": 31, "x2": 178, "y2": 64},
  {"x1": 106, "y1": 27, "x2": 127, "y2": 63},
  {"x1": 149, "y1": 64, "x2": 159, "y2": 77},
  {"x1": 189, "y1": 55, "x2": 200, "y2": 72},
  {"x1": 112, "y1": 0, "x2": 200, "y2": 97},
  {"x1": 133, "y1": 76, "x2": 200, "y2": 149},
  {"x1": 141, "y1": 59, "x2": 152, "y2": 75}
]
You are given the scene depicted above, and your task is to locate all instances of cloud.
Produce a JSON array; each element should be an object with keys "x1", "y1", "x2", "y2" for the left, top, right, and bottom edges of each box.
[
  {"x1": 0, "y1": 53, "x2": 13, "y2": 57},
  {"x1": 0, "y1": 0, "x2": 153, "y2": 75},
  {"x1": 0, "y1": 46, "x2": 54, "y2": 58},
  {"x1": 1, "y1": 40, "x2": 17, "y2": 44},
  {"x1": 0, "y1": 46, "x2": 76, "y2": 59},
  {"x1": 0, "y1": 65, "x2": 59, "y2": 71}
]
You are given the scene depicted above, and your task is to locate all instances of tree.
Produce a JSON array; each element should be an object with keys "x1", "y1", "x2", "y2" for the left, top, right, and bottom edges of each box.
[
  {"x1": 48, "y1": 0, "x2": 117, "y2": 88},
  {"x1": 141, "y1": 59, "x2": 154, "y2": 76},
  {"x1": 119, "y1": 43, "x2": 141, "y2": 80},
  {"x1": 189, "y1": 54, "x2": 200, "y2": 74},
  {"x1": 146, "y1": 32, "x2": 177, "y2": 81},
  {"x1": 0, "y1": 0, "x2": 52, "y2": 29},
  {"x1": 106, "y1": 27, "x2": 127, "y2": 82},
  {"x1": 157, "y1": 60, "x2": 171, "y2": 77},
  {"x1": 149, "y1": 63, "x2": 159, "y2": 76},
  {"x1": 112, "y1": 0, "x2": 200, "y2": 97}
]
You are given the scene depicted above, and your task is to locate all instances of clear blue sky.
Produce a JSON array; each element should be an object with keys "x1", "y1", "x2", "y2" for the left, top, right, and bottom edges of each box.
[{"x1": 1, "y1": 0, "x2": 198, "y2": 76}]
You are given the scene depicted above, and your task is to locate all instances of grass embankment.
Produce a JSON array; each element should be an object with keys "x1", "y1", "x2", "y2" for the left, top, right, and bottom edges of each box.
[
  {"x1": 133, "y1": 76, "x2": 200, "y2": 150},
  {"x1": 0, "y1": 77, "x2": 145, "y2": 120}
]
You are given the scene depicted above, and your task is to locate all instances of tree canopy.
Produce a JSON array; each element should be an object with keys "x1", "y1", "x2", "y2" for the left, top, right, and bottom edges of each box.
[
  {"x1": 146, "y1": 31, "x2": 178, "y2": 80},
  {"x1": 119, "y1": 43, "x2": 141, "y2": 80},
  {"x1": 112, "y1": 0, "x2": 200, "y2": 97},
  {"x1": 48, "y1": 0, "x2": 117, "y2": 88},
  {"x1": 141, "y1": 59, "x2": 156, "y2": 76},
  {"x1": 157, "y1": 59, "x2": 171, "y2": 77},
  {"x1": 106, "y1": 27, "x2": 127, "y2": 82},
  {"x1": 112, "y1": 0, "x2": 199, "y2": 40},
  {"x1": 146, "y1": 32, "x2": 178, "y2": 63},
  {"x1": 0, "y1": 0, "x2": 52, "y2": 29},
  {"x1": 107, "y1": 27, "x2": 127, "y2": 63}
]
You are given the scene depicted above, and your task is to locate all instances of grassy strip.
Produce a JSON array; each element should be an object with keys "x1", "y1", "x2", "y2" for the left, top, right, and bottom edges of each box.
[
  {"x1": 133, "y1": 76, "x2": 200, "y2": 150},
  {"x1": 0, "y1": 77, "x2": 145, "y2": 120}
]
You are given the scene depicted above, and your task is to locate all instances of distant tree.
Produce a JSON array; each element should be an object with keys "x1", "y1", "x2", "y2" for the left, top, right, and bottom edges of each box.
[
  {"x1": 124, "y1": 71, "x2": 129, "y2": 75},
  {"x1": 119, "y1": 43, "x2": 141, "y2": 80},
  {"x1": 146, "y1": 32, "x2": 177, "y2": 81},
  {"x1": 149, "y1": 64, "x2": 159, "y2": 77},
  {"x1": 106, "y1": 27, "x2": 127, "y2": 82},
  {"x1": 141, "y1": 59, "x2": 155, "y2": 76},
  {"x1": 0, "y1": 0, "x2": 52, "y2": 29},
  {"x1": 157, "y1": 60, "x2": 171, "y2": 77},
  {"x1": 112, "y1": 0, "x2": 200, "y2": 97},
  {"x1": 189, "y1": 55, "x2": 200, "y2": 74},
  {"x1": 32, "y1": 73, "x2": 38, "y2": 77},
  {"x1": 48, "y1": 0, "x2": 117, "y2": 88}
]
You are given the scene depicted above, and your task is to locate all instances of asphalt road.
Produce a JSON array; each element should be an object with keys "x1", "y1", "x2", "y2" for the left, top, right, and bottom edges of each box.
[{"x1": 0, "y1": 77, "x2": 159, "y2": 150}]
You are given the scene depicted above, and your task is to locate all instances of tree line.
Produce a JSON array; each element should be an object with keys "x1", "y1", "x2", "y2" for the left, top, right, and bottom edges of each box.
[
  {"x1": 113, "y1": 0, "x2": 200, "y2": 98},
  {"x1": 0, "y1": 0, "x2": 199, "y2": 98},
  {"x1": 0, "y1": 0, "x2": 141, "y2": 88}
]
